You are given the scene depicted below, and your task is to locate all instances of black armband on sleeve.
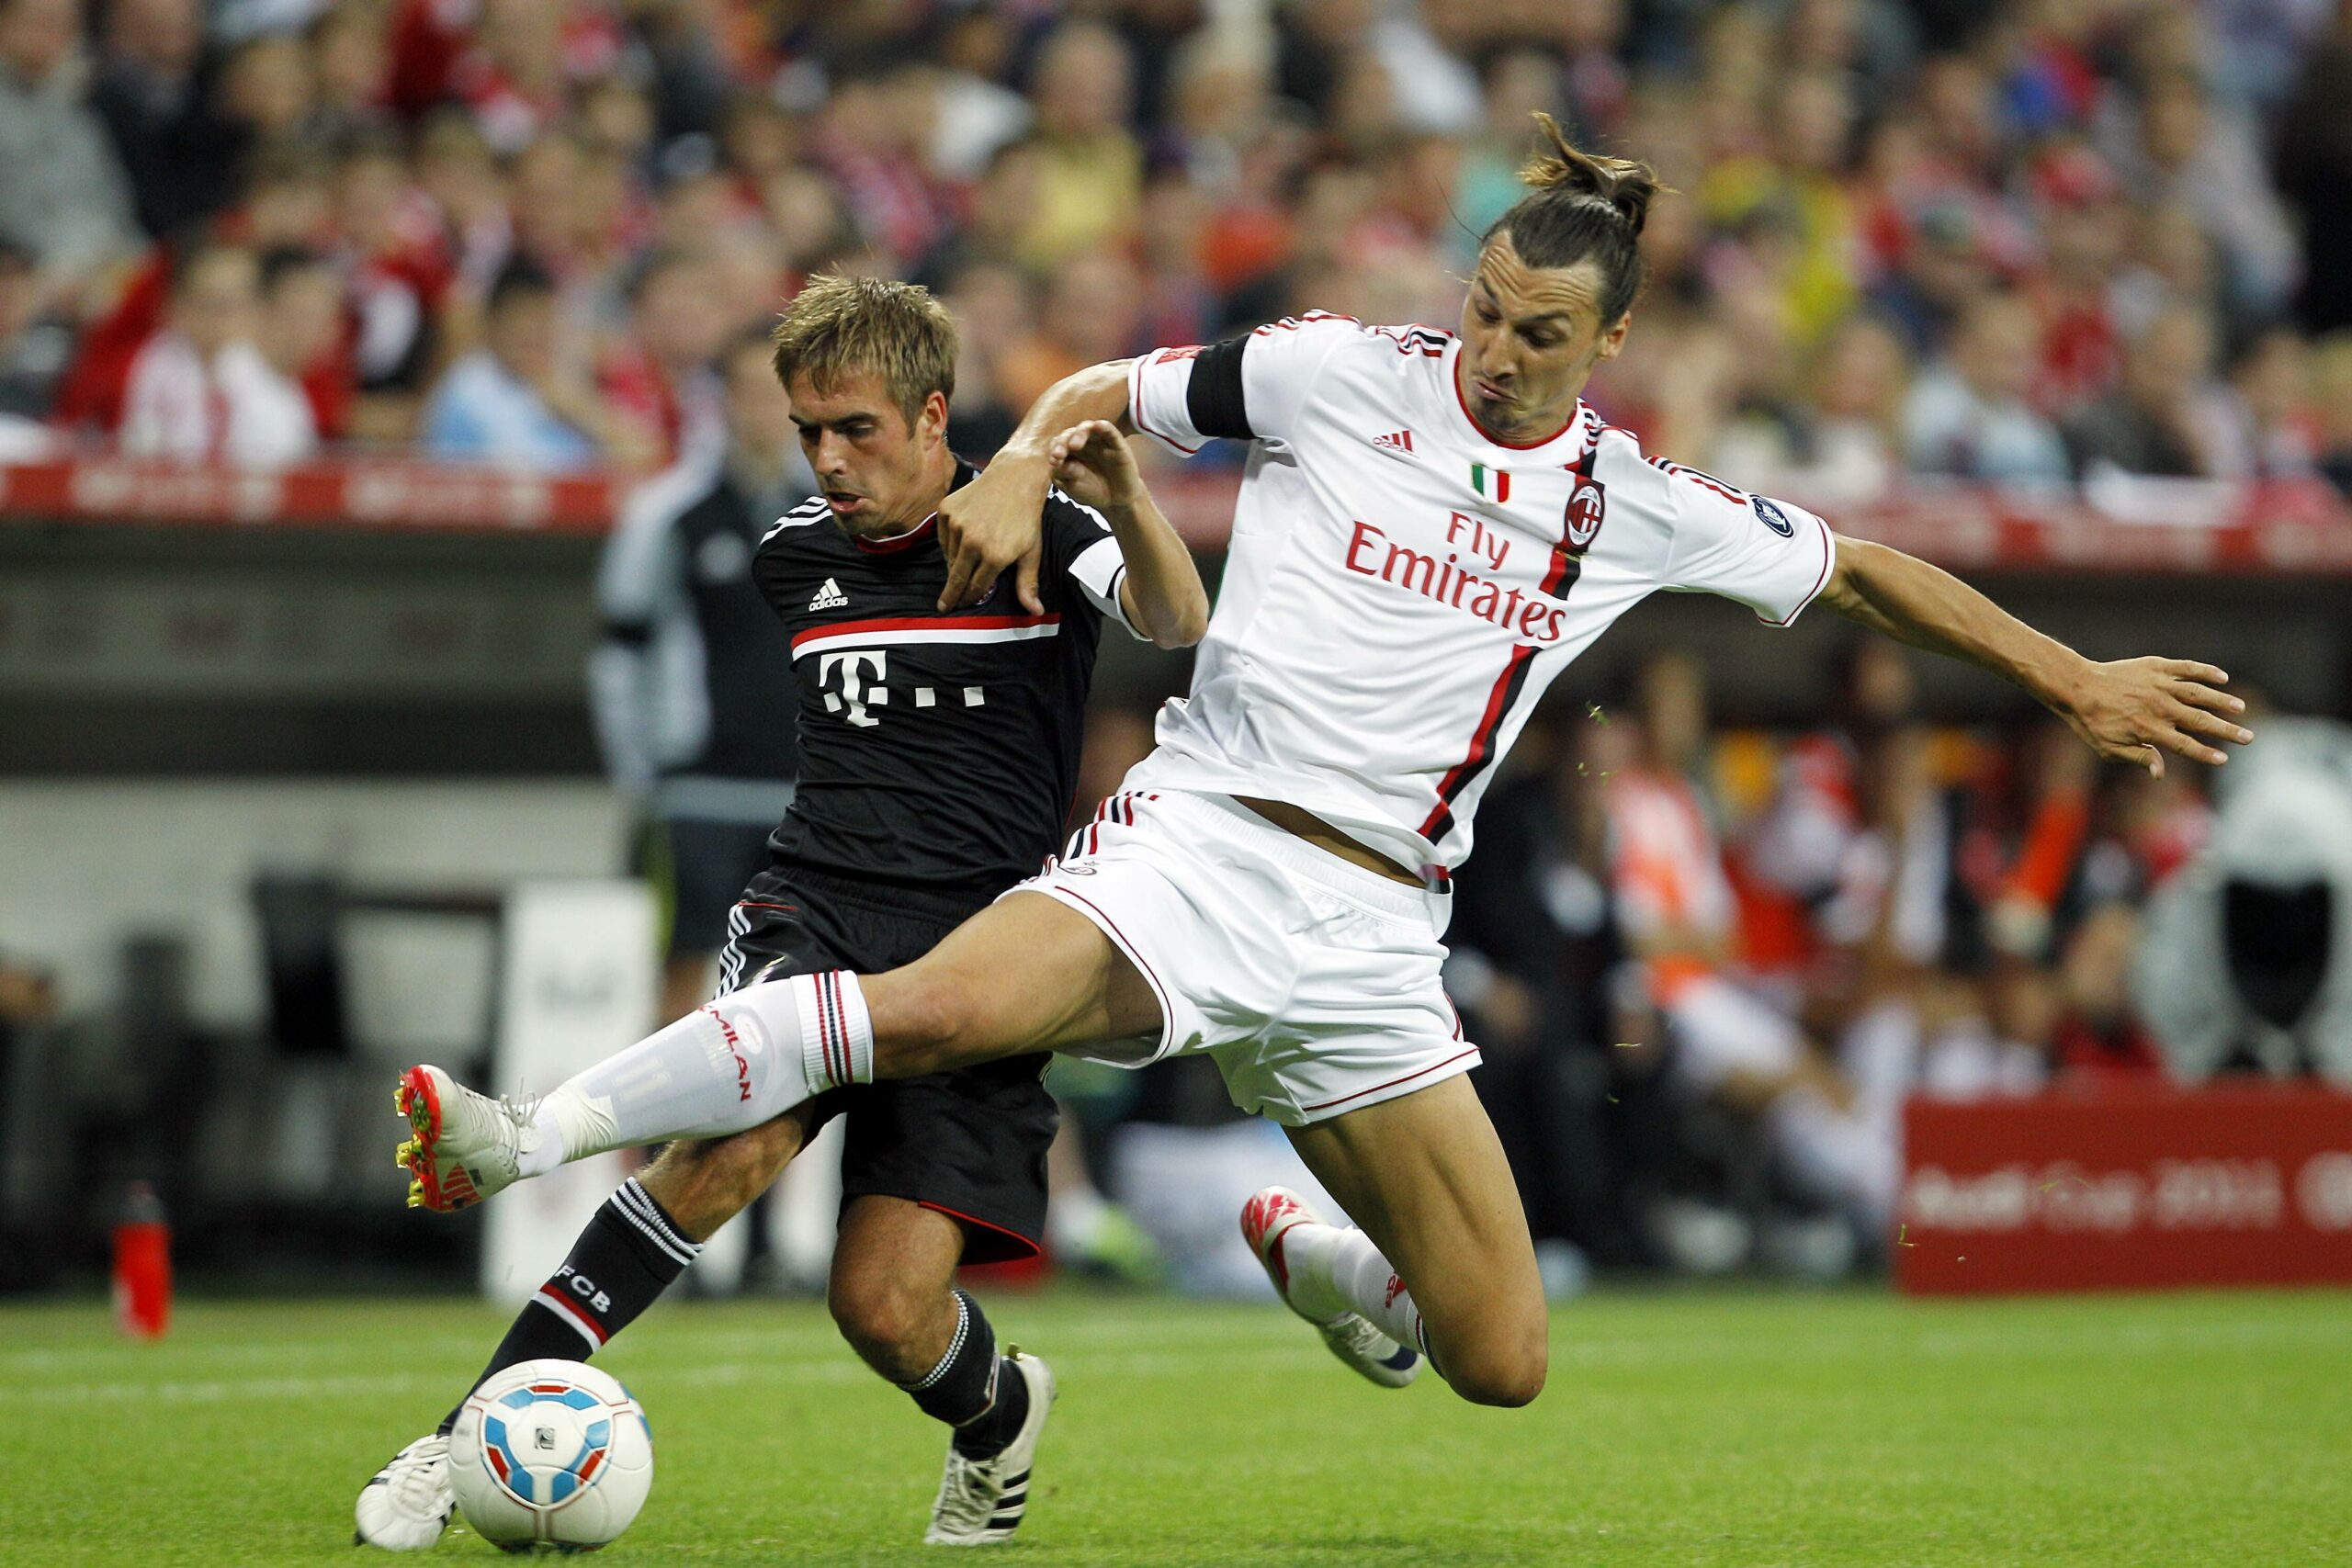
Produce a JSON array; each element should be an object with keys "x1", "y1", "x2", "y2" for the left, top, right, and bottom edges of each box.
[{"x1": 1185, "y1": 335, "x2": 1254, "y2": 441}]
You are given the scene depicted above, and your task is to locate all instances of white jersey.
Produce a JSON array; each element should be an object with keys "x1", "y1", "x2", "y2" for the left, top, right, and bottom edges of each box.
[{"x1": 1124, "y1": 312, "x2": 1837, "y2": 875}]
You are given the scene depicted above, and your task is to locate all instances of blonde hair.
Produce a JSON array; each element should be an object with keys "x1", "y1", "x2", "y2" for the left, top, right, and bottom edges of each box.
[{"x1": 769, "y1": 273, "x2": 958, "y2": 423}]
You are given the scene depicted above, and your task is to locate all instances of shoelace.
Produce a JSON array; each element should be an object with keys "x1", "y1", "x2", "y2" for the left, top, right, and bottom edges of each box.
[
  {"x1": 387, "y1": 1442, "x2": 450, "y2": 1515},
  {"x1": 934, "y1": 1455, "x2": 998, "y2": 1529}
]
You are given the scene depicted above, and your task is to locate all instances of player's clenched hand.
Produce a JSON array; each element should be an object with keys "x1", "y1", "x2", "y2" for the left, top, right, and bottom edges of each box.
[
  {"x1": 937, "y1": 459, "x2": 1046, "y2": 614},
  {"x1": 1046, "y1": 420, "x2": 1142, "y2": 512},
  {"x1": 2055, "y1": 658, "x2": 2250, "y2": 777}
]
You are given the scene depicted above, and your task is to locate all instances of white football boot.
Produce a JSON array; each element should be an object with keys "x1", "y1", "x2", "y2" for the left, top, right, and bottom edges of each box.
[
  {"x1": 395, "y1": 1065, "x2": 531, "y2": 1213},
  {"x1": 924, "y1": 1351, "x2": 1056, "y2": 1547},
  {"x1": 353, "y1": 1432, "x2": 454, "y2": 1551},
  {"x1": 1239, "y1": 1186, "x2": 1421, "y2": 1389}
]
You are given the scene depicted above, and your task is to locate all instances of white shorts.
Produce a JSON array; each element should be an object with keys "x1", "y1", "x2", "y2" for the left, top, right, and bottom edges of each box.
[{"x1": 1010, "y1": 788, "x2": 1479, "y2": 1126}]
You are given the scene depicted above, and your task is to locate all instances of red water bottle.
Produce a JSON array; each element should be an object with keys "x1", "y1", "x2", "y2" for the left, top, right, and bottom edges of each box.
[{"x1": 112, "y1": 1181, "x2": 172, "y2": 1339}]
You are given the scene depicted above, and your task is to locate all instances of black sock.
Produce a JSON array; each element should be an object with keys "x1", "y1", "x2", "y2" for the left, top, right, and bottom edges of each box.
[
  {"x1": 953, "y1": 1357, "x2": 1031, "y2": 1460},
  {"x1": 436, "y1": 1179, "x2": 700, "y2": 1435},
  {"x1": 897, "y1": 1289, "x2": 1028, "y2": 1457}
]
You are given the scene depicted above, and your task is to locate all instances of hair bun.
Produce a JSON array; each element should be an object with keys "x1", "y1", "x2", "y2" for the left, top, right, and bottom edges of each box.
[{"x1": 1517, "y1": 111, "x2": 1660, "y2": 235}]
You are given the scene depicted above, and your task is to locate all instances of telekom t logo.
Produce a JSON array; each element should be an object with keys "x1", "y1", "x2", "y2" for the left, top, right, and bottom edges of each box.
[{"x1": 820, "y1": 650, "x2": 888, "y2": 727}]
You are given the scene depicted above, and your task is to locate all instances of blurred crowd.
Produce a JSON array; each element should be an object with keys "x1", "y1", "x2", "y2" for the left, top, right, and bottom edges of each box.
[
  {"x1": 1428, "y1": 643, "x2": 2213, "y2": 1273},
  {"x1": 0, "y1": 0, "x2": 2350, "y2": 497}
]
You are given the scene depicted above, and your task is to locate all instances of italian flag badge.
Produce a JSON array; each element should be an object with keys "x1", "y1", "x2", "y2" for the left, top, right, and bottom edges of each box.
[{"x1": 1470, "y1": 462, "x2": 1511, "y2": 502}]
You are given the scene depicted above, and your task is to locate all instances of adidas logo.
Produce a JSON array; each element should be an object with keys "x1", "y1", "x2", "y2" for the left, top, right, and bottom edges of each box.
[
  {"x1": 808, "y1": 578, "x2": 848, "y2": 611},
  {"x1": 1373, "y1": 429, "x2": 1416, "y2": 455}
]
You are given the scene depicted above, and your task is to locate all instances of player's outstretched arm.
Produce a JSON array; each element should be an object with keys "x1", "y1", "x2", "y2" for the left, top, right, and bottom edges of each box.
[
  {"x1": 937, "y1": 360, "x2": 1135, "y2": 613},
  {"x1": 1817, "y1": 535, "x2": 2252, "y2": 777},
  {"x1": 1046, "y1": 418, "x2": 1209, "y2": 649}
]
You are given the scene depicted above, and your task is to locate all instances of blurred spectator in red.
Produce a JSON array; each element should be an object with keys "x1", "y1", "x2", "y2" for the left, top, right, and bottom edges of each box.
[
  {"x1": 255, "y1": 244, "x2": 348, "y2": 453},
  {"x1": 2019, "y1": 147, "x2": 2125, "y2": 412},
  {"x1": 2047, "y1": 903, "x2": 2167, "y2": 1082},
  {"x1": 2064, "y1": 302, "x2": 2234, "y2": 479},
  {"x1": 445, "y1": 0, "x2": 626, "y2": 156},
  {"x1": 1740, "y1": 637, "x2": 1917, "y2": 981},
  {"x1": 1902, "y1": 290, "x2": 2071, "y2": 486},
  {"x1": 119, "y1": 242, "x2": 316, "y2": 466},
  {"x1": 815, "y1": 56, "x2": 949, "y2": 274},
  {"x1": 598, "y1": 245, "x2": 729, "y2": 469},
  {"x1": 332, "y1": 131, "x2": 449, "y2": 441},
  {"x1": 0, "y1": 0, "x2": 142, "y2": 314},
  {"x1": 420, "y1": 254, "x2": 609, "y2": 469}
]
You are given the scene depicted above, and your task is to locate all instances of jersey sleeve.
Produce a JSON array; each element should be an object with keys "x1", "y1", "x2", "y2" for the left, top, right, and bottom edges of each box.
[
  {"x1": 1045, "y1": 492, "x2": 1145, "y2": 640},
  {"x1": 1125, "y1": 314, "x2": 1359, "y2": 457},
  {"x1": 1655, "y1": 466, "x2": 1837, "y2": 627}
]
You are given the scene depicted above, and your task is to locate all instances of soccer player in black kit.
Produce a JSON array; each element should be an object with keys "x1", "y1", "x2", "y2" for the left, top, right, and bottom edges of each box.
[{"x1": 358, "y1": 275, "x2": 1207, "y2": 1551}]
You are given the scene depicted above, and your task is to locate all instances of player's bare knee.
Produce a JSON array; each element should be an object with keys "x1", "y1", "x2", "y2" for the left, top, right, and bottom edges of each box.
[
  {"x1": 1441, "y1": 1328, "x2": 1548, "y2": 1408},
  {"x1": 827, "y1": 1269, "x2": 935, "y2": 1377},
  {"x1": 1451, "y1": 1357, "x2": 1546, "y2": 1408}
]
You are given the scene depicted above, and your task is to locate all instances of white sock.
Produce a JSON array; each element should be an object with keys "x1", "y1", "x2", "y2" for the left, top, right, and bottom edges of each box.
[
  {"x1": 1283, "y1": 1223, "x2": 1427, "y2": 1357},
  {"x1": 517, "y1": 972, "x2": 874, "y2": 1174}
]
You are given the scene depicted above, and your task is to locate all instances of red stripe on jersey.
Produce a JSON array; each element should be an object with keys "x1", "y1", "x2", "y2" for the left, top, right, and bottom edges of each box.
[
  {"x1": 1419, "y1": 642, "x2": 1536, "y2": 844},
  {"x1": 789, "y1": 613, "x2": 1059, "y2": 653}
]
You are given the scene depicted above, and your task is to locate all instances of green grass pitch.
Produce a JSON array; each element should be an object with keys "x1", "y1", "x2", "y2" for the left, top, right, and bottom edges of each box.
[{"x1": 2, "y1": 1287, "x2": 2346, "y2": 1565}]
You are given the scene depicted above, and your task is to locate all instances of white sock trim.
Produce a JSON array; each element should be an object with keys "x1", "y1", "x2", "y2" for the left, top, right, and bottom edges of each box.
[
  {"x1": 613, "y1": 1179, "x2": 702, "y2": 1267},
  {"x1": 797, "y1": 971, "x2": 874, "y2": 1095},
  {"x1": 908, "y1": 1291, "x2": 971, "y2": 1391}
]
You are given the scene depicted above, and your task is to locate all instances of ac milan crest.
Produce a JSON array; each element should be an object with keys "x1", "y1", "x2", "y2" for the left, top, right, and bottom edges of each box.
[{"x1": 1565, "y1": 474, "x2": 1607, "y2": 553}]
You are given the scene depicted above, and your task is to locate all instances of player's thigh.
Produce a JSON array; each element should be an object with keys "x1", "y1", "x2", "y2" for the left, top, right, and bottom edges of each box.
[
  {"x1": 1284, "y1": 1074, "x2": 1547, "y2": 1403},
  {"x1": 638, "y1": 1105, "x2": 818, "y2": 1242},
  {"x1": 827, "y1": 1195, "x2": 967, "y2": 1371},
  {"x1": 864, "y1": 890, "x2": 1161, "y2": 1060}
]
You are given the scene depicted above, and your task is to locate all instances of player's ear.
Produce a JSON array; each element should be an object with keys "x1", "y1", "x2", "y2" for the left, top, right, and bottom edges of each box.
[
  {"x1": 1593, "y1": 312, "x2": 1633, "y2": 365},
  {"x1": 917, "y1": 389, "x2": 951, "y2": 449}
]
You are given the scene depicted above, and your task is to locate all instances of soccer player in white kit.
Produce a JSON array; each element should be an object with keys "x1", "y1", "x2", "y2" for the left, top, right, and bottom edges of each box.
[{"x1": 400, "y1": 118, "x2": 2251, "y2": 1410}]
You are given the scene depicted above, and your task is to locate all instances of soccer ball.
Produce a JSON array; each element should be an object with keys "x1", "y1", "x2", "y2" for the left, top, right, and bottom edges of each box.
[{"x1": 448, "y1": 1359, "x2": 654, "y2": 1553}]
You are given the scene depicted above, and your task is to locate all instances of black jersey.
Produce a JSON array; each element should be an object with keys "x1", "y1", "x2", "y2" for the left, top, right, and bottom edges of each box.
[{"x1": 752, "y1": 461, "x2": 1137, "y2": 903}]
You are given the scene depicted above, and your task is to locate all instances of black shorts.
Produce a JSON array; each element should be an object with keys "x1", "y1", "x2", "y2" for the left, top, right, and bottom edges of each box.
[
  {"x1": 645, "y1": 818, "x2": 777, "y2": 957},
  {"x1": 717, "y1": 865, "x2": 1057, "y2": 1265}
]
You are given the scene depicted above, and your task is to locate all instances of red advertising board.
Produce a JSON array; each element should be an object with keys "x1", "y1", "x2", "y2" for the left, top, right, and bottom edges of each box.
[{"x1": 1896, "y1": 1083, "x2": 2352, "y2": 1295}]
